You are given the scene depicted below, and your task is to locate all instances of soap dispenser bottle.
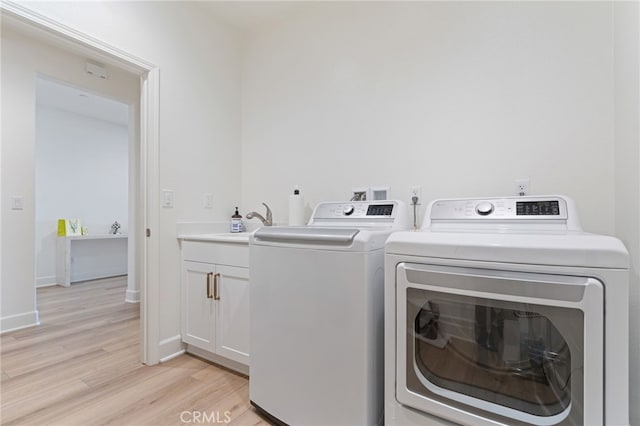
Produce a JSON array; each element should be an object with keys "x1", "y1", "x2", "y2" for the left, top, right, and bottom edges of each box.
[{"x1": 231, "y1": 207, "x2": 244, "y2": 233}]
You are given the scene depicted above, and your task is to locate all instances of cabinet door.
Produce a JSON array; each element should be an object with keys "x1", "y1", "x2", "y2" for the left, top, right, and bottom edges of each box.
[
  {"x1": 182, "y1": 261, "x2": 216, "y2": 352},
  {"x1": 215, "y1": 265, "x2": 250, "y2": 365}
]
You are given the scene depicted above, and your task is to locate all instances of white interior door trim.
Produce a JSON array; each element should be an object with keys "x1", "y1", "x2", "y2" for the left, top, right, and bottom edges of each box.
[
  {"x1": 140, "y1": 67, "x2": 160, "y2": 365},
  {"x1": 1, "y1": 1, "x2": 161, "y2": 365}
]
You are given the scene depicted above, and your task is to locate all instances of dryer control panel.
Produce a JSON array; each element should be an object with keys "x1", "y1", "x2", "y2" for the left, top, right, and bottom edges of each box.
[{"x1": 428, "y1": 196, "x2": 574, "y2": 227}]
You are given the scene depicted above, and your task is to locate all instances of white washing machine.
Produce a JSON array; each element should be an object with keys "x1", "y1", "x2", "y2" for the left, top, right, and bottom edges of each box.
[
  {"x1": 384, "y1": 196, "x2": 629, "y2": 426},
  {"x1": 250, "y1": 200, "x2": 409, "y2": 425}
]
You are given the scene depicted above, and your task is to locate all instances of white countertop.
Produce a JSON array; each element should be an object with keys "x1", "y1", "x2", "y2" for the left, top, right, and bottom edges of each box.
[{"x1": 178, "y1": 232, "x2": 251, "y2": 244}]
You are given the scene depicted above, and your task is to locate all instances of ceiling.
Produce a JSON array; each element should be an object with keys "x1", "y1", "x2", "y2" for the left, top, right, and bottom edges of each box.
[
  {"x1": 36, "y1": 77, "x2": 129, "y2": 126},
  {"x1": 197, "y1": 1, "x2": 316, "y2": 31},
  {"x1": 34, "y1": 2, "x2": 315, "y2": 125}
]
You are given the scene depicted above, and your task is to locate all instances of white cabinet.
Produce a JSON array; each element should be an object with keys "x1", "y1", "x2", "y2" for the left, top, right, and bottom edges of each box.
[
  {"x1": 182, "y1": 261, "x2": 216, "y2": 350},
  {"x1": 180, "y1": 239, "x2": 250, "y2": 371},
  {"x1": 215, "y1": 264, "x2": 250, "y2": 363}
]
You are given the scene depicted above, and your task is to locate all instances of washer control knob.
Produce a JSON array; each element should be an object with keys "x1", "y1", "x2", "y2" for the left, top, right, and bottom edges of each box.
[
  {"x1": 475, "y1": 202, "x2": 494, "y2": 216},
  {"x1": 343, "y1": 205, "x2": 355, "y2": 216}
]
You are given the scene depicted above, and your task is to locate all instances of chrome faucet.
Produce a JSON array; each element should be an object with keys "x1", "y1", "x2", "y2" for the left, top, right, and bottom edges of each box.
[{"x1": 246, "y1": 203, "x2": 273, "y2": 226}]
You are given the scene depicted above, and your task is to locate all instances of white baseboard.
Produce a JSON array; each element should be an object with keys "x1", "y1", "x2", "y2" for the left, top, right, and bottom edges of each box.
[
  {"x1": 125, "y1": 289, "x2": 140, "y2": 303},
  {"x1": 186, "y1": 346, "x2": 250, "y2": 376},
  {"x1": 36, "y1": 275, "x2": 57, "y2": 288},
  {"x1": 71, "y1": 270, "x2": 127, "y2": 283},
  {"x1": 1, "y1": 310, "x2": 40, "y2": 334},
  {"x1": 158, "y1": 334, "x2": 185, "y2": 362},
  {"x1": 160, "y1": 349, "x2": 185, "y2": 363}
]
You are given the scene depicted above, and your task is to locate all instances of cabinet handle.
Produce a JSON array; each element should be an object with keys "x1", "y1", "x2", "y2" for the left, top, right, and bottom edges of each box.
[
  {"x1": 206, "y1": 272, "x2": 213, "y2": 299},
  {"x1": 214, "y1": 273, "x2": 221, "y2": 300}
]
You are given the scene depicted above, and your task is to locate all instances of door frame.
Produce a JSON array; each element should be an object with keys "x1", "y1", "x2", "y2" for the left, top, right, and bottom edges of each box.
[{"x1": 1, "y1": 1, "x2": 161, "y2": 365}]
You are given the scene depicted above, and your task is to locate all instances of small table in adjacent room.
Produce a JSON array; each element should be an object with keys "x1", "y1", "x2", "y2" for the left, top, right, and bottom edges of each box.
[{"x1": 56, "y1": 234, "x2": 128, "y2": 287}]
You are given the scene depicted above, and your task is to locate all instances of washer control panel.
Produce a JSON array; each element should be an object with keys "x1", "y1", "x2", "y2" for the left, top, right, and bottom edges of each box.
[
  {"x1": 475, "y1": 202, "x2": 494, "y2": 216},
  {"x1": 430, "y1": 196, "x2": 568, "y2": 221},
  {"x1": 312, "y1": 201, "x2": 399, "y2": 220},
  {"x1": 309, "y1": 200, "x2": 409, "y2": 229}
]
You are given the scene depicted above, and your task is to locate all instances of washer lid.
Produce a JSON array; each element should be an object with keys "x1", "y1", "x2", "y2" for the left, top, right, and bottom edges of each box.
[
  {"x1": 254, "y1": 226, "x2": 359, "y2": 244},
  {"x1": 385, "y1": 230, "x2": 629, "y2": 269},
  {"x1": 252, "y1": 226, "x2": 395, "y2": 251}
]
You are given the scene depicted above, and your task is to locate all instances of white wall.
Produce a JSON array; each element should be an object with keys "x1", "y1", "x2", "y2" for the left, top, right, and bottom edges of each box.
[
  {"x1": 1, "y1": 28, "x2": 38, "y2": 332},
  {"x1": 35, "y1": 105, "x2": 129, "y2": 286},
  {"x1": 241, "y1": 2, "x2": 615, "y2": 235},
  {"x1": 1, "y1": 25, "x2": 139, "y2": 332},
  {"x1": 614, "y1": 2, "x2": 640, "y2": 425},
  {"x1": 2, "y1": 2, "x2": 243, "y2": 358},
  {"x1": 241, "y1": 1, "x2": 639, "y2": 423}
]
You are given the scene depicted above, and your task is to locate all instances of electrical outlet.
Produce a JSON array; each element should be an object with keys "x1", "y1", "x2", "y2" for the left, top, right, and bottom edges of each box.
[
  {"x1": 410, "y1": 186, "x2": 422, "y2": 204},
  {"x1": 514, "y1": 179, "x2": 530, "y2": 196},
  {"x1": 204, "y1": 193, "x2": 214, "y2": 209}
]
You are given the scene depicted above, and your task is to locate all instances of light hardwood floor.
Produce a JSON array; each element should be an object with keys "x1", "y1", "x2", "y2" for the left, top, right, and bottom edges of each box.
[{"x1": 1, "y1": 277, "x2": 271, "y2": 426}]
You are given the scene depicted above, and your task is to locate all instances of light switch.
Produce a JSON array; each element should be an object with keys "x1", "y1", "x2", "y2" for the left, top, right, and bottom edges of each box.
[
  {"x1": 11, "y1": 196, "x2": 24, "y2": 210},
  {"x1": 162, "y1": 190, "x2": 174, "y2": 208}
]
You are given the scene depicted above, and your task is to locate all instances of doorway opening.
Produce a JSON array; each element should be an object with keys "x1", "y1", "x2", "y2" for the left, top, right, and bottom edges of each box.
[
  {"x1": 35, "y1": 76, "x2": 132, "y2": 297},
  {"x1": 1, "y1": 2, "x2": 161, "y2": 365}
]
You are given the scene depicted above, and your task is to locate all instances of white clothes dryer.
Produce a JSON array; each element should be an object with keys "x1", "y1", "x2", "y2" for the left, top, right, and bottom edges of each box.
[
  {"x1": 384, "y1": 196, "x2": 629, "y2": 426},
  {"x1": 250, "y1": 200, "x2": 409, "y2": 425}
]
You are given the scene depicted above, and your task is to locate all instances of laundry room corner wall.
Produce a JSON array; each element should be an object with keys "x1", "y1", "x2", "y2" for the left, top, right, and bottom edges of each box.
[
  {"x1": 240, "y1": 2, "x2": 616, "y2": 236},
  {"x1": 614, "y1": 2, "x2": 640, "y2": 424},
  {"x1": 2, "y1": 2, "x2": 243, "y2": 358}
]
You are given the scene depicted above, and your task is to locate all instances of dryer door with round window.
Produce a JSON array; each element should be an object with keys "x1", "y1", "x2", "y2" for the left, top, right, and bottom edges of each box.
[{"x1": 395, "y1": 263, "x2": 604, "y2": 426}]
